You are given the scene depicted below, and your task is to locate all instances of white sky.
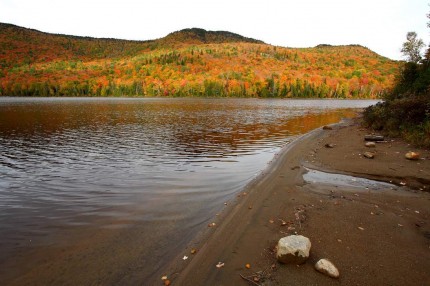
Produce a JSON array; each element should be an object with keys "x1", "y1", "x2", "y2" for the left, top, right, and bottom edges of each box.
[{"x1": 0, "y1": 0, "x2": 428, "y2": 60}]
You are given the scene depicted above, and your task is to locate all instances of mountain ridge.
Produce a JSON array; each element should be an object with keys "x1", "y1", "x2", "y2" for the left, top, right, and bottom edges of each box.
[
  {"x1": 0, "y1": 22, "x2": 400, "y2": 98},
  {"x1": 163, "y1": 28, "x2": 264, "y2": 44},
  {"x1": 1, "y1": 22, "x2": 381, "y2": 53}
]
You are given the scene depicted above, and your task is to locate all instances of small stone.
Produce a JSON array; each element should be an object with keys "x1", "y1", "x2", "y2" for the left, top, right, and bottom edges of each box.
[
  {"x1": 365, "y1": 142, "x2": 376, "y2": 148},
  {"x1": 322, "y1": 125, "x2": 333, "y2": 130},
  {"x1": 405, "y1": 152, "x2": 420, "y2": 160},
  {"x1": 164, "y1": 280, "x2": 171, "y2": 286},
  {"x1": 325, "y1": 143, "x2": 335, "y2": 148},
  {"x1": 363, "y1": 152, "x2": 374, "y2": 159},
  {"x1": 276, "y1": 235, "x2": 311, "y2": 264},
  {"x1": 315, "y1": 259, "x2": 340, "y2": 278}
]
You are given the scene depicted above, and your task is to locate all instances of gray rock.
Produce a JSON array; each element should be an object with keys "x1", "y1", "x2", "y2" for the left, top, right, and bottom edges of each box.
[
  {"x1": 315, "y1": 259, "x2": 340, "y2": 278},
  {"x1": 276, "y1": 235, "x2": 311, "y2": 264}
]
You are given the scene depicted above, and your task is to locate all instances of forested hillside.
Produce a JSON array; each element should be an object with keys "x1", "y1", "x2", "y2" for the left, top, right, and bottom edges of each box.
[{"x1": 0, "y1": 23, "x2": 400, "y2": 97}]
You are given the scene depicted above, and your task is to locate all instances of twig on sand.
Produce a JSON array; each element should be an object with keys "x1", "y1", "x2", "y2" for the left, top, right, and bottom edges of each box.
[{"x1": 239, "y1": 274, "x2": 261, "y2": 286}]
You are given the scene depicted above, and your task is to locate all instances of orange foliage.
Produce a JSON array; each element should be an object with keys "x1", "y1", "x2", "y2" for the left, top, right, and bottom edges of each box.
[{"x1": 0, "y1": 23, "x2": 400, "y2": 98}]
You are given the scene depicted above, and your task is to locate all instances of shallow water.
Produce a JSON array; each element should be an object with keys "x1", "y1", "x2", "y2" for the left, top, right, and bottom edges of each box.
[
  {"x1": 303, "y1": 167, "x2": 397, "y2": 191},
  {"x1": 0, "y1": 97, "x2": 378, "y2": 283}
]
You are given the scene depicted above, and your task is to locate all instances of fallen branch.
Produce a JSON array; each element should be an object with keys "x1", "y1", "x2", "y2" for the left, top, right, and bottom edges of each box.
[{"x1": 239, "y1": 274, "x2": 261, "y2": 286}]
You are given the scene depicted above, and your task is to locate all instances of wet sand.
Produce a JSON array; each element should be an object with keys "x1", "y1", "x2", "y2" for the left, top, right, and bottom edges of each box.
[{"x1": 166, "y1": 117, "x2": 430, "y2": 285}]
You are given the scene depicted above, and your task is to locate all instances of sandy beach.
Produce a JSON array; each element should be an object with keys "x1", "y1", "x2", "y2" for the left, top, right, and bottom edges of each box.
[{"x1": 165, "y1": 117, "x2": 430, "y2": 285}]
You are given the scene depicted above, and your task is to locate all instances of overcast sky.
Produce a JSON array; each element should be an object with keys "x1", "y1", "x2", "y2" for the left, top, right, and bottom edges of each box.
[{"x1": 0, "y1": 0, "x2": 428, "y2": 60}]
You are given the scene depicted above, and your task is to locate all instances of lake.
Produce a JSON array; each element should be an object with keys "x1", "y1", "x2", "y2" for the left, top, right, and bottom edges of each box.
[{"x1": 0, "y1": 97, "x2": 377, "y2": 284}]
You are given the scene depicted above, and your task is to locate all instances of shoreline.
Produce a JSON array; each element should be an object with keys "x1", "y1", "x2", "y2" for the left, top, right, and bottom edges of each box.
[{"x1": 165, "y1": 117, "x2": 430, "y2": 285}]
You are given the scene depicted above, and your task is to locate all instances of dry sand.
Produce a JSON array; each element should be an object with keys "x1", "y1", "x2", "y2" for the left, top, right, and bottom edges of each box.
[{"x1": 165, "y1": 117, "x2": 430, "y2": 286}]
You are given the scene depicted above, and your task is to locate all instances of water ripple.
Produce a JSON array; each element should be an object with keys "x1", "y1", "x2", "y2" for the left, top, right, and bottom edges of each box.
[{"x1": 0, "y1": 97, "x2": 377, "y2": 256}]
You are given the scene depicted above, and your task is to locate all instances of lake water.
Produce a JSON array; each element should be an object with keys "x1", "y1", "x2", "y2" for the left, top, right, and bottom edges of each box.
[{"x1": 0, "y1": 97, "x2": 377, "y2": 284}]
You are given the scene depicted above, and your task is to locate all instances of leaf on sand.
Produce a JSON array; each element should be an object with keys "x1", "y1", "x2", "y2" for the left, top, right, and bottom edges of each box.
[
  {"x1": 358, "y1": 226, "x2": 364, "y2": 231},
  {"x1": 208, "y1": 222, "x2": 216, "y2": 227},
  {"x1": 279, "y1": 219, "x2": 287, "y2": 226},
  {"x1": 191, "y1": 248, "x2": 197, "y2": 254},
  {"x1": 245, "y1": 263, "x2": 251, "y2": 269},
  {"x1": 216, "y1": 262, "x2": 225, "y2": 268},
  {"x1": 164, "y1": 280, "x2": 171, "y2": 286}
]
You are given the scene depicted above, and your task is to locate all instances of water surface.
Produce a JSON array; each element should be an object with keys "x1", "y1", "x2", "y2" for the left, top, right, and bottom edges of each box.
[{"x1": 0, "y1": 98, "x2": 377, "y2": 284}]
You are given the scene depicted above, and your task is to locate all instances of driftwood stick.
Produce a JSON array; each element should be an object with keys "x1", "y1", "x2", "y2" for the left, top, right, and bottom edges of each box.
[
  {"x1": 239, "y1": 274, "x2": 261, "y2": 286},
  {"x1": 364, "y1": 135, "x2": 384, "y2": 141}
]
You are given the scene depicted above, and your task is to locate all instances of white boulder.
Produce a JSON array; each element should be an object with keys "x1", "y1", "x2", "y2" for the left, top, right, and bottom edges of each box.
[
  {"x1": 276, "y1": 235, "x2": 311, "y2": 264},
  {"x1": 315, "y1": 258, "x2": 340, "y2": 278}
]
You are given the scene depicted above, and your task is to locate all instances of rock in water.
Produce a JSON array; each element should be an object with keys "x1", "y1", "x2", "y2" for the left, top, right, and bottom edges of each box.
[
  {"x1": 365, "y1": 142, "x2": 376, "y2": 148},
  {"x1": 363, "y1": 152, "x2": 374, "y2": 159},
  {"x1": 276, "y1": 235, "x2": 311, "y2": 264},
  {"x1": 405, "y1": 151, "x2": 420, "y2": 160},
  {"x1": 315, "y1": 259, "x2": 340, "y2": 278},
  {"x1": 364, "y1": 135, "x2": 384, "y2": 141}
]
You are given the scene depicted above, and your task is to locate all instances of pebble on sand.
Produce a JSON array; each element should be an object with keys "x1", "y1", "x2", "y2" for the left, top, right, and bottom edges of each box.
[
  {"x1": 315, "y1": 259, "x2": 340, "y2": 278},
  {"x1": 363, "y1": 152, "x2": 375, "y2": 159},
  {"x1": 405, "y1": 151, "x2": 420, "y2": 160},
  {"x1": 365, "y1": 142, "x2": 376, "y2": 148}
]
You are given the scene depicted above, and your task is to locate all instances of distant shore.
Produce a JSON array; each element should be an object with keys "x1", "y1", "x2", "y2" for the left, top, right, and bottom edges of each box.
[{"x1": 165, "y1": 117, "x2": 430, "y2": 285}]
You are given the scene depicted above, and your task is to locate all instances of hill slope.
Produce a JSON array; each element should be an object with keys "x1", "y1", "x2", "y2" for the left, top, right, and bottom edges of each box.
[{"x1": 0, "y1": 23, "x2": 400, "y2": 98}]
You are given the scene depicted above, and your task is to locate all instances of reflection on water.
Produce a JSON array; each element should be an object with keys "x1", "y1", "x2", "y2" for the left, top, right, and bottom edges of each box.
[{"x1": 0, "y1": 98, "x2": 377, "y2": 283}]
